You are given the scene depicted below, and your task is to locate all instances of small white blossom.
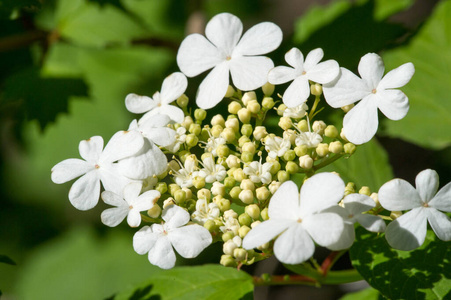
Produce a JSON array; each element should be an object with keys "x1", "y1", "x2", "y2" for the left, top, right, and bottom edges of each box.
[
  {"x1": 323, "y1": 53, "x2": 415, "y2": 144},
  {"x1": 243, "y1": 161, "x2": 273, "y2": 184},
  {"x1": 220, "y1": 216, "x2": 240, "y2": 235},
  {"x1": 295, "y1": 131, "x2": 322, "y2": 148},
  {"x1": 165, "y1": 127, "x2": 187, "y2": 153},
  {"x1": 268, "y1": 48, "x2": 339, "y2": 107},
  {"x1": 198, "y1": 156, "x2": 227, "y2": 183},
  {"x1": 51, "y1": 131, "x2": 144, "y2": 210},
  {"x1": 170, "y1": 156, "x2": 198, "y2": 188},
  {"x1": 133, "y1": 205, "x2": 212, "y2": 269},
  {"x1": 125, "y1": 72, "x2": 187, "y2": 123},
  {"x1": 101, "y1": 182, "x2": 160, "y2": 227},
  {"x1": 243, "y1": 174, "x2": 346, "y2": 264},
  {"x1": 204, "y1": 136, "x2": 226, "y2": 157},
  {"x1": 379, "y1": 169, "x2": 451, "y2": 251},
  {"x1": 283, "y1": 103, "x2": 308, "y2": 119},
  {"x1": 264, "y1": 136, "x2": 291, "y2": 159},
  {"x1": 191, "y1": 198, "x2": 221, "y2": 225},
  {"x1": 177, "y1": 13, "x2": 282, "y2": 109}
]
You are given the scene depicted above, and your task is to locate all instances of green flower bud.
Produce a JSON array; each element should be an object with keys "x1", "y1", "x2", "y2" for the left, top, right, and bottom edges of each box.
[
  {"x1": 201, "y1": 152, "x2": 214, "y2": 162},
  {"x1": 238, "y1": 136, "x2": 251, "y2": 147},
  {"x1": 269, "y1": 181, "x2": 281, "y2": 194},
  {"x1": 211, "y1": 124, "x2": 223, "y2": 137},
  {"x1": 256, "y1": 186, "x2": 270, "y2": 201},
  {"x1": 241, "y1": 124, "x2": 253, "y2": 137},
  {"x1": 241, "y1": 151, "x2": 254, "y2": 163},
  {"x1": 359, "y1": 186, "x2": 371, "y2": 196},
  {"x1": 329, "y1": 141, "x2": 343, "y2": 154},
  {"x1": 239, "y1": 213, "x2": 252, "y2": 226},
  {"x1": 219, "y1": 128, "x2": 234, "y2": 144},
  {"x1": 225, "y1": 85, "x2": 235, "y2": 98},
  {"x1": 222, "y1": 231, "x2": 235, "y2": 242},
  {"x1": 147, "y1": 204, "x2": 161, "y2": 218},
  {"x1": 155, "y1": 182, "x2": 167, "y2": 195},
  {"x1": 217, "y1": 144, "x2": 230, "y2": 158},
  {"x1": 344, "y1": 143, "x2": 356, "y2": 155},
  {"x1": 324, "y1": 125, "x2": 339, "y2": 138},
  {"x1": 283, "y1": 149, "x2": 296, "y2": 161},
  {"x1": 390, "y1": 211, "x2": 402, "y2": 220},
  {"x1": 251, "y1": 220, "x2": 261, "y2": 229},
  {"x1": 176, "y1": 94, "x2": 189, "y2": 108},
  {"x1": 269, "y1": 159, "x2": 281, "y2": 175},
  {"x1": 262, "y1": 96, "x2": 275, "y2": 110},
  {"x1": 204, "y1": 219, "x2": 216, "y2": 232},
  {"x1": 277, "y1": 170, "x2": 290, "y2": 182},
  {"x1": 197, "y1": 188, "x2": 211, "y2": 200},
  {"x1": 278, "y1": 116, "x2": 292, "y2": 130},
  {"x1": 240, "y1": 179, "x2": 255, "y2": 191},
  {"x1": 239, "y1": 189, "x2": 254, "y2": 204},
  {"x1": 285, "y1": 161, "x2": 299, "y2": 174},
  {"x1": 242, "y1": 142, "x2": 256, "y2": 153},
  {"x1": 345, "y1": 182, "x2": 356, "y2": 195},
  {"x1": 238, "y1": 108, "x2": 251, "y2": 123},
  {"x1": 189, "y1": 123, "x2": 201, "y2": 136},
  {"x1": 247, "y1": 100, "x2": 261, "y2": 114},
  {"x1": 194, "y1": 108, "x2": 207, "y2": 121},
  {"x1": 253, "y1": 126, "x2": 268, "y2": 141},
  {"x1": 294, "y1": 145, "x2": 308, "y2": 157},
  {"x1": 220, "y1": 254, "x2": 236, "y2": 267},
  {"x1": 225, "y1": 118, "x2": 239, "y2": 133},
  {"x1": 262, "y1": 82, "x2": 275, "y2": 96},
  {"x1": 242, "y1": 91, "x2": 256, "y2": 106},
  {"x1": 226, "y1": 155, "x2": 240, "y2": 169},
  {"x1": 211, "y1": 182, "x2": 225, "y2": 196},
  {"x1": 173, "y1": 189, "x2": 186, "y2": 204},
  {"x1": 297, "y1": 119, "x2": 309, "y2": 132},
  {"x1": 228, "y1": 101, "x2": 242, "y2": 114},
  {"x1": 316, "y1": 143, "x2": 329, "y2": 157},
  {"x1": 261, "y1": 207, "x2": 269, "y2": 220},
  {"x1": 168, "y1": 183, "x2": 181, "y2": 196},
  {"x1": 239, "y1": 225, "x2": 251, "y2": 238},
  {"x1": 192, "y1": 176, "x2": 206, "y2": 189},
  {"x1": 245, "y1": 204, "x2": 260, "y2": 220},
  {"x1": 215, "y1": 197, "x2": 231, "y2": 212},
  {"x1": 340, "y1": 128, "x2": 349, "y2": 142},
  {"x1": 230, "y1": 186, "x2": 242, "y2": 200},
  {"x1": 299, "y1": 155, "x2": 313, "y2": 169},
  {"x1": 186, "y1": 199, "x2": 196, "y2": 212},
  {"x1": 310, "y1": 83, "x2": 322, "y2": 96},
  {"x1": 185, "y1": 134, "x2": 199, "y2": 148},
  {"x1": 312, "y1": 120, "x2": 326, "y2": 135},
  {"x1": 233, "y1": 168, "x2": 245, "y2": 182},
  {"x1": 211, "y1": 114, "x2": 225, "y2": 127},
  {"x1": 341, "y1": 104, "x2": 354, "y2": 113},
  {"x1": 233, "y1": 248, "x2": 247, "y2": 261},
  {"x1": 224, "y1": 176, "x2": 236, "y2": 188},
  {"x1": 182, "y1": 116, "x2": 194, "y2": 129},
  {"x1": 277, "y1": 104, "x2": 286, "y2": 116}
]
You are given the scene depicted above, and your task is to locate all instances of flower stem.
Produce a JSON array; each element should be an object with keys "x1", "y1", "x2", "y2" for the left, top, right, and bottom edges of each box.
[
  {"x1": 313, "y1": 154, "x2": 343, "y2": 171},
  {"x1": 308, "y1": 96, "x2": 321, "y2": 120}
]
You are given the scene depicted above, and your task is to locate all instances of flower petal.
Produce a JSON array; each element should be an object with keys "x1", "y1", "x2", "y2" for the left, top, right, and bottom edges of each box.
[
  {"x1": 169, "y1": 225, "x2": 212, "y2": 258},
  {"x1": 284, "y1": 47, "x2": 303, "y2": 70},
  {"x1": 148, "y1": 235, "x2": 176, "y2": 269},
  {"x1": 282, "y1": 76, "x2": 310, "y2": 108},
  {"x1": 415, "y1": 169, "x2": 439, "y2": 203},
  {"x1": 268, "y1": 181, "x2": 300, "y2": 220},
  {"x1": 273, "y1": 223, "x2": 315, "y2": 264},
  {"x1": 378, "y1": 62, "x2": 415, "y2": 90},
  {"x1": 427, "y1": 208, "x2": 451, "y2": 241},
  {"x1": 51, "y1": 158, "x2": 93, "y2": 184},
  {"x1": 230, "y1": 56, "x2": 274, "y2": 91},
  {"x1": 429, "y1": 182, "x2": 451, "y2": 212},
  {"x1": 127, "y1": 210, "x2": 142, "y2": 227},
  {"x1": 159, "y1": 72, "x2": 188, "y2": 105},
  {"x1": 303, "y1": 48, "x2": 324, "y2": 71},
  {"x1": 101, "y1": 190, "x2": 126, "y2": 207},
  {"x1": 196, "y1": 62, "x2": 230, "y2": 109},
  {"x1": 125, "y1": 94, "x2": 156, "y2": 114},
  {"x1": 303, "y1": 212, "x2": 344, "y2": 247},
  {"x1": 133, "y1": 225, "x2": 158, "y2": 255},
  {"x1": 177, "y1": 33, "x2": 223, "y2": 77},
  {"x1": 378, "y1": 178, "x2": 422, "y2": 211},
  {"x1": 358, "y1": 53, "x2": 384, "y2": 89},
  {"x1": 323, "y1": 68, "x2": 369, "y2": 108},
  {"x1": 100, "y1": 130, "x2": 144, "y2": 164},
  {"x1": 99, "y1": 167, "x2": 134, "y2": 196},
  {"x1": 163, "y1": 205, "x2": 190, "y2": 229},
  {"x1": 101, "y1": 206, "x2": 128, "y2": 227},
  {"x1": 134, "y1": 190, "x2": 160, "y2": 211},
  {"x1": 355, "y1": 214, "x2": 386, "y2": 232},
  {"x1": 233, "y1": 22, "x2": 282, "y2": 56},
  {"x1": 375, "y1": 89, "x2": 409, "y2": 121},
  {"x1": 343, "y1": 193, "x2": 376, "y2": 215},
  {"x1": 242, "y1": 219, "x2": 294, "y2": 250},
  {"x1": 123, "y1": 181, "x2": 143, "y2": 203},
  {"x1": 267, "y1": 66, "x2": 297, "y2": 85},
  {"x1": 326, "y1": 222, "x2": 355, "y2": 251},
  {"x1": 342, "y1": 96, "x2": 379, "y2": 145},
  {"x1": 307, "y1": 60, "x2": 340, "y2": 84},
  {"x1": 384, "y1": 207, "x2": 427, "y2": 251},
  {"x1": 206, "y1": 13, "x2": 242, "y2": 55},
  {"x1": 79, "y1": 136, "x2": 104, "y2": 163},
  {"x1": 299, "y1": 172, "x2": 345, "y2": 217},
  {"x1": 68, "y1": 171, "x2": 100, "y2": 210}
]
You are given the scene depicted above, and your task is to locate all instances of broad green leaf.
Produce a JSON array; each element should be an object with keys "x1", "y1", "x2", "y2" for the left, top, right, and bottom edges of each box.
[
  {"x1": 41, "y1": 42, "x2": 84, "y2": 78},
  {"x1": 114, "y1": 264, "x2": 254, "y2": 300},
  {"x1": 339, "y1": 287, "x2": 382, "y2": 300},
  {"x1": 323, "y1": 139, "x2": 393, "y2": 192},
  {"x1": 350, "y1": 227, "x2": 451, "y2": 300},
  {"x1": 382, "y1": 0, "x2": 451, "y2": 150},
  {"x1": 0, "y1": 255, "x2": 16, "y2": 265},
  {"x1": 15, "y1": 226, "x2": 161, "y2": 300}
]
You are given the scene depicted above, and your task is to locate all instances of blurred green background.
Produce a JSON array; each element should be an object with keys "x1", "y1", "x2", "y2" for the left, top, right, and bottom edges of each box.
[{"x1": 0, "y1": 0, "x2": 450, "y2": 299}]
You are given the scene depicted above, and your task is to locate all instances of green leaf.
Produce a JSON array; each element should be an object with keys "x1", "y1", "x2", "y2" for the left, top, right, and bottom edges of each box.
[
  {"x1": 339, "y1": 287, "x2": 382, "y2": 300},
  {"x1": 0, "y1": 0, "x2": 41, "y2": 19},
  {"x1": 350, "y1": 227, "x2": 451, "y2": 299},
  {"x1": 0, "y1": 255, "x2": 16, "y2": 265},
  {"x1": 323, "y1": 139, "x2": 393, "y2": 192},
  {"x1": 381, "y1": 0, "x2": 451, "y2": 150},
  {"x1": 15, "y1": 226, "x2": 162, "y2": 300},
  {"x1": 114, "y1": 265, "x2": 254, "y2": 300}
]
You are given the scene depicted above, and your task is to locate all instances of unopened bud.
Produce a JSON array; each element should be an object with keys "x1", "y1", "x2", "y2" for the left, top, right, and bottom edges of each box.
[
  {"x1": 176, "y1": 94, "x2": 189, "y2": 107},
  {"x1": 173, "y1": 189, "x2": 186, "y2": 204},
  {"x1": 220, "y1": 254, "x2": 236, "y2": 267},
  {"x1": 253, "y1": 126, "x2": 267, "y2": 141},
  {"x1": 262, "y1": 96, "x2": 275, "y2": 109},
  {"x1": 299, "y1": 155, "x2": 313, "y2": 169},
  {"x1": 189, "y1": 123, "x2": 201, "y2": 136},
  {"x1": 242, "y1": 91, "x2": 256, "y2": 106},
  {"x1": 194, "y1": 108, "x2": 207, "y2": 121},
  {"x1": 245, "y1": 204, "x2": 260, "y2": 220},
  {"x1": 241, "y1": 151, "x2": 254, "y2": 163},
  {"x1": 216, "y1": 144, "x2": 230, "y2": 157},
  {"x1": 228, "y1": 101, "x2": 242, "y2": 114},
  {"x1": 269, "y1": 181, "x2": 281, "y2": 194},
  {"x1": 233, "y1": 248, "x2": 247, "y2": 261},
  {"x1": 226, "y1": 155, "x2": 241, "y2": 169},
  {"x1": 325, "y1": 125, "x2": 339, "y2": 138},
  {"x1": 182, "y1": 116, "x2": 194, "y2": 129},
  {"x1": 240, "y1": 179, "x2": 255, "y2": 191},
  {"x1": 239, "y1": 225, "x2": 251, "y2": 238},
  {"x1": 329, "y1": 141, "x2": 343, "y2": 154},
  {"x1": 239, "y1": 189, "x2": 254, "y2": 204},
  {"x1": 233, "y1": 168, "x2": 245, "y2": 182},
  {"x1": 359, "y1": 186, "x2": 371, "y2": 196},
  {"x1": 168, "y1": 183, "x2": 181, "y2": 196},
  {"x1": 277, "y1": 170, "x2": 290, "y2": 182},
  {"x1": 211, "y1": 124, "x2": 223, "y2": 137},
  {"x1": 185, "y1": 134, "x2": 199, "y2": 147},
  {"x1": 239, "y1": 213, "x2": 252, "y2": 226},
  {"x1": 225, "y1": 118, "x2": 239, "y2": 132},
  {"x1": 294, "y1": 145, "x2": 308, "y2": 157},
  {"x1": 147, "y1": 204, "x2": 161, "y2": 218},
  {"x1": 269, "y1": 159, "x2": 281, "y2": 174},
  {"x1": 247, "y1": 100, "x2": 261, "y2": 114},
  {"x1": 316, "y1": 143, "x2": 329, "y2": 157},
  {"x1": 297, "y1": 119, "x2": 309, "y2": 132},
  {"x1": 155, "y1": 182, "x2": 167, "y2": 195},
  {"x1": 242, "y1": 142, "x2": 256, "y2": 153},
  {"x1": 340, "y1": 128, "x2": 349, "y2": 142},
  {"x1": 224, "y1": 176, "x2": 236, "y2": 188},
  {"x1": 341, "y1": 104, "x2": 354, "y2": 113},
  {"x1": 283, "y1": 149, "x2": 296, "y2": 161},
  {"x1": 204, "y1": 219, "x2": 217, "y2": 232},
  {"x1": 256, "y1": 186, "x2": 270, "y2": 201},
  {"x1": 345, "y1": 182, "x2": 356, "y2": 195},
  {"x1": 230, "y1": 186, "x2": 242, "y2": 200},
  {"x1": 220, "y1": 128, "x2": 235, "y2": 143},
  {"x1": 222, "y1": 231, "x2": 235, "y2": 242},
  {"x1": 261, "y1": 208, "x2": 269, "y2": 220},
  {"x1": 238, "y1": 136, "x2": 251, "y2": 147},
  {"x1": 279, "y1": 116, "x2": 292, "y2": 130},
  {"x1": 390, "y1": 211, "x2": 402, "y2": 220},
  {"x1": 286, "y1": 161, "x2": 299, "y2": 174},
  {"x1": 225, "y1": 85, "x2": 235, "y2": 98},
  {"x1": 241, "y1": 124, "x2": 253, "y2": 137},
  {"x1": 211, "y1": 182, "x2": 225, "y2": 196},
  {"x1": 277, "y1": 104, "x2": 286, "y2": 116},
  {"x1": 223, "y1": 240, "x2": 238, "y2": 255},
  {"x1": 312, "y1": 120, "x2": 326, "y2": 135},
  {"x1": 192, "y1": 176, "x2": 206, "y2": 189},
  {"x1": 344, "y1": 143, "x2": 356, "y2": 155},
  {"x1": 310, "y1": 83, "x2": 322, "y2": 96},
  {"x1": 262, "y1": 82, "x2": 275, "y2": 96}
]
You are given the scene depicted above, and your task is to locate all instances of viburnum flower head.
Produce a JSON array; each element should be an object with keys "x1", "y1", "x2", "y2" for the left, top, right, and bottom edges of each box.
[
  {"x1": 101, "y1": 182, "x2": 160, "y2": 227},
  {"x1": 133, "y1": 205, "x2": 212, "y2": 269},
  {"x1": 125, "y1": 72, "x2": 187, "y2": 124},
  {"x1": 268, "y1": 48, "x2": 339, "y2": 107},
  {"x1": 51, "y1": 131, "x2": 144, "y2": 211},
  {"x1": 378, "y1": 169, "x2": 451, "y2": 251},
  {"x1": 177, "y1": 12, "x2": 282, "y2": 109},
  {"x1": 242, "y1": 173, "x2": 346, "y2": 264},
  {"x1": 323, "y1": 53, "x2": 415, "y2": 145}
]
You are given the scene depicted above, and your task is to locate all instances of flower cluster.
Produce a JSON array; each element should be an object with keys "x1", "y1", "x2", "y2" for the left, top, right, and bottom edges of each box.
[{"x1": 51, "y1": 12, "x2": 450, "y2": 271}]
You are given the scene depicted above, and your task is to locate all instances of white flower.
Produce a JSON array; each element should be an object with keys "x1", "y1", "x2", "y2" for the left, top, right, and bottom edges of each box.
[
  {"x1": 324, "y1": 193, "x2": 386, "y2": 250},
  {"x1": 101, "y1": 182, "x2": 160, "y2": 227},
  {"x1": 204, "y1": 136, "x2": 226, "y2": 157},
  {"x1": 220, "y1": 215, "x2": 240, "y2": 235},
  {"x1": 243, "y1": 161, "x2": 273, "y2": 184},
  {"x1": 165, "y1": 127, "x2": 187, "y2": 153},
  {"x1": 125, "y1": 72, "x2": 187, "y2": 123},
  {"x1": 264, "y1": 136, "x2": 291, "y2": 159},
  {"x1": 177, "y1": 13, "x2": 282, "y2": 109},
  {"x1": 295, "y1": 131, "x2": 322, "y2": 148},
  {"x1": 51, "y1": 131, "x2": 144, "y2": 211},
  {"x1": 323, "y1": 53, "x2": 415, "y2": 145},
  {"x1": 242, "y1": 174, "x2": 345, "y2": 264},
  {"x1": 268, "y1": 48, "x2": 339, "y2": 107},
  {"x1": 378, "y1": 169, "x2": 451, "y2": 251},
  {"x1": 170, "y1": 155, "x2": 198, "y2": 188},
  {"x1": 198, "y1": 156, "x2": 226, "y2": 183},
  {"x1": 133, "y1": 205, "x2": 212, "y2": 269},
  {"x1": 191, "y1": 198, "x2": 221, "y2": 225},
  {"x1": 283, "y1": 103, "x2": 308, "y2": 119}
]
